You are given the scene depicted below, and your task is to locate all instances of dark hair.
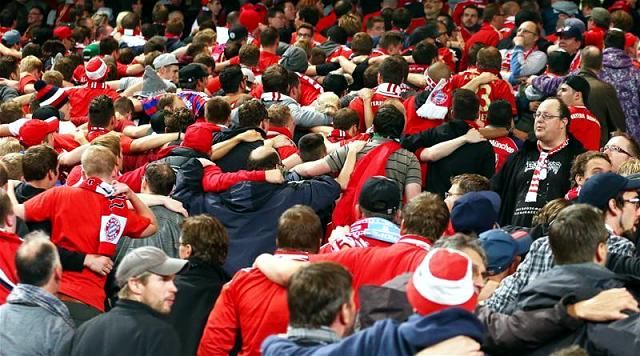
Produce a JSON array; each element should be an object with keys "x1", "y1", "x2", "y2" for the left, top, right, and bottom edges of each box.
[
  {"x1": 164, "y1": 108, "x2": 195, "y2": 133},
  {"x1": 114, "y1": 97, "x2": 134, "y2": 116},
  {"x1": 467, "y1": 42, "x2": 487, "y2": 67},
  {"x1": 22, "y1": 43, "x2": 42, "y2": 59},
  {"x1": 327, "y1": 25, "x2": 348, "y2": 45},
  {"x1": 118, "y1": 48, "x2": 135, "y2": 65},
  {"x1": 88, "y1": 95, "x2": 115, "y2": 128},
  {"x1": 392, "y1": 8, "x2": 411, "y2": 29},
  {"x1": 402, "y1": 192, "x2": 449, "y2": 241},
  {"x1": 548, "y1": 204, "x2": 608, "y2": 265},
  {"x1": 181, "y1": 215, "x2": 228, "y2": 265},
  {"x1": 334, "y1": 108, "x2": 359, "y2": 130},
  {"x1": 412, "y1": 40, "x2": 438, "y2": 65},
  {"x1": 298, "y1": 6, "x2": 320, "y2": 26},
  {"x1": 323, "y1": 74, "x2": 348, "y2": 97},
  {"x1": 483, "y1": 3, "x2": 502, "y2": 22},
  {"x1": 205, "y1": 97, "x2": 231, "y2": 124},
  {"x1": 310, "y1": 47, "x2": 327, "y2": 65},
  {"x1": 487, "y1": 100, "x2": 512, "y2": 128},
  {"x1": 0, "y1": 56, "x2": 18, "y2": 79},
  {"x1": 194, "y1": 53, "x2": 216, "y2": 70},
  {"x1": 452, "y1": 89, "x2": 479, "y2": 121},
  {"x1": 379, "y1": 31, "x2": 403, "y2": 50},
  {"x1": 99, "y1": 36, "x2": 118, "y2": 56},
  {"x1": 238, "y1": 99, "x2": 268, "y2": 128},
  {"x1": 373, "y1": 104, "x2": 404, "y2": 139},
  {"x1": 153, "y1": 3, "x2": 169, "y2": 23},
  {"x1": 604, "y1": 29, "x2": 625, "y2": 50},
  {"x1": 381, "y1": 8, "x2": 394, "y2": 31},
  {"x1": 220, "y1": 65, "x2": 244, "y2": 94},
  {"x1": 165, "y1": 20, "x2": 184, "y2": 36},
  {"x1": 363, "y1": 62, "x2": 381, "y2": 88},
  {"x1": 287, "y1": 262, "x2": 353, "y2": 328},
  {"x1": 224, "y1": 40, "x2": 242, "y2": 59},
  {"x1": 351, "y1": 32, "x2": 373, "y2": 56},
  {"x1": 16, "y1": 236, "x2": 57, "y2": 287},
  {"x1": 141, "y1": 23, "x2": 159, "y2": 39},
  {"x1": 22, "y1": 145, "x2": 58, "y2": 182},
  {"x1": 122, "y1": 12, "x2": 140, "y2": 30},
  {"x1": 144, "y1": 36, "x2": 166, "y2": 54},
  {"x1": 0, "y1": 9, "x2": 14, "y2": 27},
  {"x1": 298, "y1": 133, "x2": 326, "y2": 162},
  {"x1": 450, "y1": 173, "x2": 490, "y2": 193},
  {"x1": 247, "y1": 148, "x2": 280, "y2": 170},
  {"x1": 366, "y1": 15, "x2": 385, "y2": 30},
  {"x1": 144, "y1": 162, "x2": 175, "y2": 196},
  {"x1": 548, "y1": 50, "x2": 572, "y2": 75},
  {"x1": 335, "y1": 0, "x2": 353, "y2": 17},
  {"x1": 262, "y1": 64, "x2": 289, "y2": 93},
  {"x1": 276, "y1": 205, "x2": 322, "y2": 253},
  {"x1": 379, "y1": 55, "x2": 408, "y2": 84},
  {"x1": 569, "y1": 151, "x2": 610, "y2": 186},
  {"x1": 476, "y1": 47, "x2": 502, "y2": 72},
  {"x1": 260, "y1": 26, "x2": 279, "y2": 47}
]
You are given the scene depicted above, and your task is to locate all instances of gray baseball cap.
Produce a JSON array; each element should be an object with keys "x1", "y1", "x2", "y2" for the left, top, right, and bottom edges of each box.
[
  {"x1": 116, "y1": 246, "x2": 187, "y2": 287},
  {"x1": 153, "y1": 53, "x2": 179, "y2": 70}
]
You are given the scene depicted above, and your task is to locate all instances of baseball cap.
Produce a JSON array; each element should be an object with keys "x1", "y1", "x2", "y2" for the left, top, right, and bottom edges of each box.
[
  {"x1": 115, "y1": 246, "x2": 188, "y2": 288},
  {"x1": 19, "y1": 118, "x2": 59, "y2": 148},
  {"x1": 589, "y1": 7, "x2": 610, "y2": 24},
  {"x1": 563, "y1": 75, "x2": 590, "y2": 102},
  {"x1": 563, "y1": 18, "x2": 586, "y2": 34},
  {"x1": 451, "y1": 191, "x2": 501, "y2": 234},
  {"x1": 32, "y1": 105, "x2": 61, "y2": 121},
  {"x1": 479, "y1": 229, "x2": 532, "y2": 275},
  {"x1": 578, "y1": 172, "x2": 640, "y2": 210},
  {"x1": 228, "y1": 24, "x2": 248, "y2": 42},
  {"x1": 53, "y1": 26, "x2": 73, "y2": 40},
  {"x1": 358, "y1": 176, "x2": 402, "y2": 215},
  {"x1": 557, "y1": 25, "x2": 583, "y2": 41},
  {"x1": 83, "y1": 42, "x2": 100, "y2": 60},
  {"x1": 181, "y1": 122, "x2": 216, "y2": 154},
  {"x1": 406, "y1": 248, "x2": 478, "y2": 316},
  {"x1": 153, "y1": 53, "x2": 180, "y2": 70},
  {"x1": 179, "y1": 63, "x2": 209, "y2": 84},
  {"x1": 280, "y1": 45, "x2": 309, "y2": 73},
  {"x1": 2, "y1": 30, "x2": 20, "y2": 46},
  {"x1": 552, "y1": 1, "x2": 579, "y2": 16}
]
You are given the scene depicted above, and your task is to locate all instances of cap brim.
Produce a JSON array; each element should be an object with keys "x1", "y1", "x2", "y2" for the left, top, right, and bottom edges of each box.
[
  {"x1": 513, "y1": 234, "x2": 533, "y2": 256},
  {"x1": 149, "y1": 257, "x2": 188, "y2": 276},
  {"x1": 624, "y1": 176, "x2": 640, "y2": 191}
]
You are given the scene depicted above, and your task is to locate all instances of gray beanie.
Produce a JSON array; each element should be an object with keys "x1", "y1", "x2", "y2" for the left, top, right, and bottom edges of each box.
[
  {"x1": 138, "y1": 66, "x2": 169, "y2": 98},
  {"x1": 280, "y1": 46, "x2": 309, "y2": 73}
]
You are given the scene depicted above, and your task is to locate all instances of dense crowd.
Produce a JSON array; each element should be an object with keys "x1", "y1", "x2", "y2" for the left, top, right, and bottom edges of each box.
[{"x1": 0, "y1": 0, "x2": 640, "y2": 355}]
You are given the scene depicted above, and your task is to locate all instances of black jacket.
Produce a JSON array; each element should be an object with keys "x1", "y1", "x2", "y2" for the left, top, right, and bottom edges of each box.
[
  {"x1": 61, "y1": 299, "x2": 182, "y2": 356},
  {"x1": 401, "y1": 120, "x2": 495, "y2": 196},
  {"x1": 213, "y1": 127, "x2": 266, "y2": 172},
  {"x1": 169, "y1": 258, "x2": 230, "y2": 356}
]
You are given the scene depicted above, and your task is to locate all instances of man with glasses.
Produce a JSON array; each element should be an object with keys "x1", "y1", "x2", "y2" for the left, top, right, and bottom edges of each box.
[
  {"x1": 601, "y1": 132, "x2": 640, "y2": 172},
  {"x1": 492, "y1": 97, "x2": 585, "y2": 228},
  {"x1": 500, "y1": 21, "x2": 546, "y2": 87}
]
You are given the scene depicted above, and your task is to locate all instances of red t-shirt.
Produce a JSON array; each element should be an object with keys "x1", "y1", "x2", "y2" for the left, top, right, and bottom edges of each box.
[
  {"x1": 296, "y1": 73, "x2": 324, "y2": 106},
  {"x1": 86, "y1": 127, "x2": 133, "y2": 154},
  {"x1": 489, "y1": 136, "x2": 519, "y2": 172},
  {"x1": 403, "y1": 95, "x2": 445, "y2": 135},
  {"x1": 0, "y1": 231, "x2": 21, "y2": 305},
  {"x1": 198, "y1": 251, "x2": 307, "y2": 356},
  {"x1": 267, "y1": 127, "x2": 298, "y2": 160},
  {"x1": 326, "y1": 45, "x2": 353, "y2": 63},
  {"x1": 53, "y1": 133, "x2": 81, "y2": 153},
  {"x1": 310, "y1": 235, "x2": 433, "y2": 308},
  {"x1": 462, "y1": 23, "x2": 502, "y2": 69},
  {"x1": 67, "y1": 82, "x2": 119, "y2": 118},
  {"x1": 18, "y1": 73, "x2": 37, "y2": 94},
  {"x1": 66, "y1": 165, "x2": 146, "y2": 193},
  {"x1": 569, "y1": 105, "x2": 600, "y2": 151},
  {"x1": 449, "y1": 68, "x2": 516, "y2": 123},
  {"x1": 258, "y1": 51, "x2": 281, "y2": 74},
  {"x1": 349, "y1": 83, "x2": 404, "y2": 132},
  {"x1": 24, "y1": 185, "x2": 151, "y2": 311},
  {"x1": 316, "y1": 11, "x2": 337, "y2": 34}
]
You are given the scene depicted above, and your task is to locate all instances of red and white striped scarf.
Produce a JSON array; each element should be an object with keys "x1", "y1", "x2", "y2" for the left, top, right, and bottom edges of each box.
[{"x1": 525, "y1": 139, "x2": 569, "y2": 203}]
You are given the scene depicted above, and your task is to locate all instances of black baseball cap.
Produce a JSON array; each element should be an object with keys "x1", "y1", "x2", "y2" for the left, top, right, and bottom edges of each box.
[
  {"x1": 358, "y1": 176, "x2": 402, "y2": 215},
  {"x1": 179, "y1": 63, "x2": 209, "y2": 84},
  {"x1": 578, "y1": 172, "x2": 640, "y2": 210},
  {"x1": 228, "y1": 24, "x2": 248, "y2": 42}
]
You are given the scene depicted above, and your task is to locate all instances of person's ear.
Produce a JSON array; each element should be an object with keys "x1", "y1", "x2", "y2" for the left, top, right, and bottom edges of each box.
[
  {"x1": 608, "y1": 198, "x2": 619, "y2": 216},
  {"x1": 575, "y1": 174, "x2": 585, "y2": 187},
  {"x1": 129, "y1": 278, "x2": 144, "y2": 294},
  {"x1": 354, "y1": 204, "x2": 362, "y2": 220},
  {"x1": 596, "y1": 241, "x2": 607, "y2": 264}
]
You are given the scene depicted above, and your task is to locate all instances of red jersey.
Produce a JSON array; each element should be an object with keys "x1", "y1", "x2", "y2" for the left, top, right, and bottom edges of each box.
[
  {"x1": 67, "y1": 82, "x2": 119, "y2": 118},
  {"x1": 258, "y1": 51, "x2": 280, "y2": 75},
  {"x1": 348, "y1": 83, "x2": 404, "y2": 132},
  {"x1": 569, "y1": 105, "x2": 600, "y2": 151},
  {"x1": 316, "y1": 11, "x2": 337, "y2": 33},
  {"x1": 409, "y1": 63, "x2": 429, "y2": 74},
  {"x1": 267, "y1": 127, "x2": 297, "y2": 159},
  {"x1": 296, "y1": 72, "x2": 324, "y2": 106},
  {"x1": 0, "y1": 231, "x2": 21, "y2": 305},
  {"x1": 463, "y1": 23, "x2": 502, "y2": 69},
  {"x1": 449, "y1": 68, "x2": 517, "y2": 122},
  {"x1": 403, "y1": 95, "x2": 445, "y2": 135},
  {"x1": 310, "y1": 234, "x2": 433, "y2": 308},
  {"x1": 489, "y1": 136, "x2": 519, "y2": 172},
  {"x1": 53, "y1": 133, "x2": 81, "y2": 153},
  {"x1": 326, "y1": 45, "x2": 354, "y2": 63},
  {"x1": 198, "y1": 250, "x2": 308, "y2": 356},
  {"x1": 583, "y1": 26, "x2": 607, "y2": 50},
  {"x1": 24, "y1": 183, "x2": 151, "y2": 311}
]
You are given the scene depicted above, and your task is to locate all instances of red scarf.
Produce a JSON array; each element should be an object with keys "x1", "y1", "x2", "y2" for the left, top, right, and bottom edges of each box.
[
  {"x1": 78, "y1": 177, "x2": 130, "y2": 256},
  {"x1": 525, "y1": 139, "x2": 569, "y2": 203},
  {"x1": 331, "y1": 140, "x2": 401, "y2": 226}
]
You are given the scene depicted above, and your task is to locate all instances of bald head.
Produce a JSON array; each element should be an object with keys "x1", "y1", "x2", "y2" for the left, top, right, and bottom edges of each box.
[
  {"x1": 477, "y1": 47, "x2": 502, "y2": 71},
  {"x1": 581, "y1": 46, "x2": 602, "y2": 71},
  {"x1": 16, "y1": 234, "x2": 60, "y2": 287},
  {"x1": 427, "y1": 61, "x2": 452, "y2": 83},
  {"x1": 247, "y1": 146, "x2": 281, "y2": 170}
]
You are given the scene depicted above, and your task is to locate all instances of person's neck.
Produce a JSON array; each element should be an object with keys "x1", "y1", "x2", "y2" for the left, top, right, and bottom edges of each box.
[
  {"x1": 539, "y1": 134, "x2": 567, "y2": 150},
  {"x1": 41, "y1": 279, "x2": 58, "y2": 296},
  {"x1": 25, "y1": 179, "x2": 52, "y2": 190},
  {"x1": 604, "y1": 216, "x2": 624, "y2": 236},
  {"x1": 261, "y1": 45, "x2": 277, "y2": 54}
]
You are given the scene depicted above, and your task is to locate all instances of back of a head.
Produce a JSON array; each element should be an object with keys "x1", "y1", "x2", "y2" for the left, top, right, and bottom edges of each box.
[
  {"x1": 392, "y1": 8, "x2": 411, "y2": 30},
  {"x1": 205, "y1": 97, "x2": 231, "y2": 125},
  {"x1": 81, "y1": 145, "x2": 116, "y2": 178},
  {"x1": 379, "y1": 31, "x2": 403, "y2": 50},
  {"x1": 287, "y1": 262, "x2": 353, "y2": 328},
  {"x1": 548, "y1": 50, "x2": 572, "y2": 75},
  {"x1": 452, "y1": 89, "x2": 480, "y2": 121},
  {"x1": 239, "y1": 43, "x2": 260, "y2": 67},
  {"x1": 581, "y1": 46, "x2": 602, "y2": 71},
  {"x1": 402, "y1": 192, "x2": 449, "y2": 241},
  {"x1": 476, "y1": 47, "x2": 502, "y2": 72},
  {"x1": 483, "y1": 3, "x2": 501, "y2": 22},
  {"x1": 604, "y1": 29, "x2": 625, "y2": 50},
  {"x1": 298, "y1": 133, "x2": 326, "y2": 162},
  {"x1": 548, "y1": 204, "x2": 608, "y2": 265},
  {"x1": 427, "y1": 61, "x2": 452, "y2": 83},
  {"x1": 433, "y1": 233, "x2": 487, "y2": 265},
  {"x1": 487, "y1": 100, "x2": 512, "y2": 128},
  {"x1": 0, "y1": 189, "x2": 12, "y2": 227},
  {"x1": 88, "y1": 95, "x2": 115, "y2": 128},
  {"x1": 334, "y1": 108, "x2": 359, "y2": 130},
  {"x1": 22, "y1": 144, "x2": 58, "y2": 182},
  {"x1": 238, "y1": 99, "x2": 268, "y2": 128},
  {"x1": 15, "y1": 234, "x2": 59, "y2": 287},
  {"x1": 247, "y1": 146, "x2": 281, "y2": 171},
  {"x1": 413, "y1": 40, "x2": 438, "y2": 65},
  {"x1": 219, "y1": 65, "x2": 244, "y2": 94},
  {"x1": 351, "y1": 32, "x2": 373, "y2": 56},
  {"x1": 144, "y1": 162, "x2": 175, "y2": 196},
  {"x1": 260, "y1": 26, "x2": 279, "y2": 47},
  {"x1": 467, "y1": 42, "x2": 487, "y2": 67},
  {"x1": 276, "y1": 205, "x2": 322, "y2": 253},
  {"x1": 181, "y1": 215, "x2": 228, "y2": 265},
  {"x1": 327, "y1": 25, "x2": 348, "y2": 45},
  {"x1": 262, "y1": 64, "x2": 289, "y2": 94},
  {"x1": 379, "y1": 55, "x2": 408, "y2": 85},
  {"x1": 373, "y1": 104, "x2": 405, "y2": 139}
]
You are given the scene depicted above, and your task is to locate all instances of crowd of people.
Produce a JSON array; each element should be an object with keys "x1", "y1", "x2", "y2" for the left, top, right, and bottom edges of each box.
[{"x1": 0, "y1": 0, "x2": 640, "y2": 354}]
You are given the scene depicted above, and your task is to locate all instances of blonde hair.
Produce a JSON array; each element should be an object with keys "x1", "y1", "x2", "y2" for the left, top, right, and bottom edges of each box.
[
  {"x1": 90, "y1": 132, "x2": 121, "y2": 158},
  {"x1": 43, "y1": 70, "x2": 64, "y2": 87},
  {"x1": 0, "y1": 137, "x2": 24, "y2": 157},
  {"x1": 338, "y1": 13, "x2": 361, "y2": 37},
  {"x1": 0, "y1": 153, "x2": 23, "y2": 180},
  {"x1": 294, "y1": 39, "x2": 312, "y2": 59},
  {"x1": 314, "y1": 92, "x2": 340, "y2": 117},
  {"x1": 193, "y1": 28, "x2": 217, "y2": 46},
  {"x1": 618, "y1": 158, "x2": 640, "y2": 176},
  {"x1": 19, "y1": 55, "x2": 42, "y2": 74},
  {"x1": 81, "y1": 145, "x2": 116, "y2": 178}
]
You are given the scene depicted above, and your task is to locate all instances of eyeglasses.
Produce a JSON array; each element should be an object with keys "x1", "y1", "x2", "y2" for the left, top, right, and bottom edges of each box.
[
  {"x1": 623, "y1": 197, "x2": 640, "y2": 208},
  {"x1": 534, "y1": 112, "x2": 562, "y2": 121},
  {"x1": 601, "y1": 145, "x2": 632, "y2": 157}
]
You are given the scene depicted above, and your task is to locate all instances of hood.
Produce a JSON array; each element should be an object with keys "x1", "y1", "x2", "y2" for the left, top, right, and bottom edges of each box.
[
  {"x1": 399, "y1": 308, "x2": 484, "y2": 349},
  {"x1": 316, "y1": 40, "x2": 340, "y2": 56},
  {"x1": 603, "y1": 48, "x2": 633, "y2": 69},
  {"x1": 217, "y1": 181, "x2": 285, "y2": 213}
]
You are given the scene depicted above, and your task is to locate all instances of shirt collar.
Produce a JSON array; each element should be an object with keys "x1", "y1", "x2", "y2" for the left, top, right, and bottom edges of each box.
[
  {"x1": 397, "y1": 234, "x2": 433, "y2": 250},
  {"x1": 274, "y1": 249, "x2": 310, "y2": 261},
  {"x1": 286, "y1": 326, "x2": 341, "y2": 344}
]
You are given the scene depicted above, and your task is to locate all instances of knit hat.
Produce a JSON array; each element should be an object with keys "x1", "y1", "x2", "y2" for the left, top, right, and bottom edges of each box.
[
  {"x1": 589, "y1": 7, "x2": 610, "y2": 26},
  {"x1": 564, "y1": 75, "x2": 590, "y2": 103},
  {"x1": 34, "y1": 80, "x2": 69, "y2": 109},
  {"x1": 358, "y1": 176, "x2": 402, "y2": 215},
  {"x1": 552, "y1": 1, "x2": 579, "y2": 16},
  {"x1": 451, "y1": 191, "x2": 500, "y2": 234},
  {"x1": 85, "y1": 57, "x2": 109, "y2": 82},
  {"x1": 181, "y1": 122, "x2": 216, "y2": 154},
  {"x1": 406, "y1": 248, "x2": 478, "y2": 316},
  {"x1": 239, "y1": 7, "x2": 261, "y2": 33},
  {"x1": 19, "y1": 118, "x2": 59, "y2": 148},
  {"x1": 280, "y1": 46, "x2": 309, "y2": 73},
  {"x1": 138, "y1": 66, "x2": 169, "y2": 98},
  {"x1": 2, "y1": 30, "x2": 20, "y2": 46}
]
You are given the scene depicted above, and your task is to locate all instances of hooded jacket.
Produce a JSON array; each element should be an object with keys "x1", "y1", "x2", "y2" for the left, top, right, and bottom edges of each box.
[
  {"x1": 212, "y1": 127, "x2": 266, "y2": 173},
  {"x1": 600, "y1": 48, "x2": 640, "y2": 141}
]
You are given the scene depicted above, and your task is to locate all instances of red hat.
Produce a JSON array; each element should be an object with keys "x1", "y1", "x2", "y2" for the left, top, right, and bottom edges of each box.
[
  {"x1": 608, "y1": 0, "x2": 631, "y2": 13},
  {"x1": 34, "y1": 80, "x2": 69, "y2": 109},
  {"x1": 53, "y1": 26, "x2": 73, "y2": 40},
  {"x1": 19, "y1": 118, "x2": 59, "y2": 148},
  {"x1": 406, "y1": 248, "x2": 478, "y2": 316},
  {"x1": 625, "y1": 32, "x2": 638, "y2": 49},
  {"x1": 85, "y1": 57, "x2": 108, "y2": 82},
  {"x1": 181, "y1": 122, "x2": 216, "y2": 154},
  {"x1": 239, "y1": 7, "x2": 262, "y2": 33}
]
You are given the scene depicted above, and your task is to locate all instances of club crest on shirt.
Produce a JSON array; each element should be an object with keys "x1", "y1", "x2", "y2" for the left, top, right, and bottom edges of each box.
[{"x1": 104, "y1": 216, "x2": 121, "y2": 242}]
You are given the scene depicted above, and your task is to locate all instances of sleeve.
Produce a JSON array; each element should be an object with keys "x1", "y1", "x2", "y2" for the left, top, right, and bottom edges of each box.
[
  {"x1": 400, "y1": 126, "x2": 446, "y2": 153},
  {"x1": 57, "y1": 246, "x2": 86, "y2": 271},
  {"x1": 197, "y1": 283, "x2": 240, "y2": 356},
  {"x1": 482, "y1": 145, "x2": 497, "y2": 179},
  {"x1": 117, "y1": 165, "x2": 145, "y2": 193},
  {"x1": 290, "y1": 105, "x2": 332, "y2": 128},
  {"x1": 122, "y1": 210, "x2": 152, "y2": 239},
  {"x1": 7, "y1": 118, "x2": 29, "y2": 136},
  {"x1": 120, "y1": 135, "x2": 133, "y2": 154},
  {"x1": 23, "y1": 188, "x2": 57, "y2": 222},
  {"x1": 201, "y1": 165, "x2": 267, "y2": 192},
  {"x1": 324, "y1": 145, "x2": 349, "y2": 173},
  {"x1": 292, "y1": 176, "x2": 342, "y2": 211},
  {"x1": 315, "y1": 62, "x2": 341, "y2": 76},
  {"x1": 479, "y1": 297, "x2": 584, "y2": 353},
  {"x1": 348, "y1": 97, "x2": 365, "y2": 131},
  {"x1": 147, "y1": 326, "x2": 183, "y2": 356},
  {"x1": 519, "y1": 52, "x2": 547, "y2": 78},
  {"x1": 606, "y1": 253, "x2": 640, "y2": 276}
]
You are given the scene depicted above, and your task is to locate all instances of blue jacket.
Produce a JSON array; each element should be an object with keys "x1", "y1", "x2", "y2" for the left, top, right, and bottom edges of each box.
[
  {"x1": 261, "y1": 308, "x2": 484, "y2": 356},
  {"x1": 175, "y1": 176, "x2": 341, "y2": 275}
]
